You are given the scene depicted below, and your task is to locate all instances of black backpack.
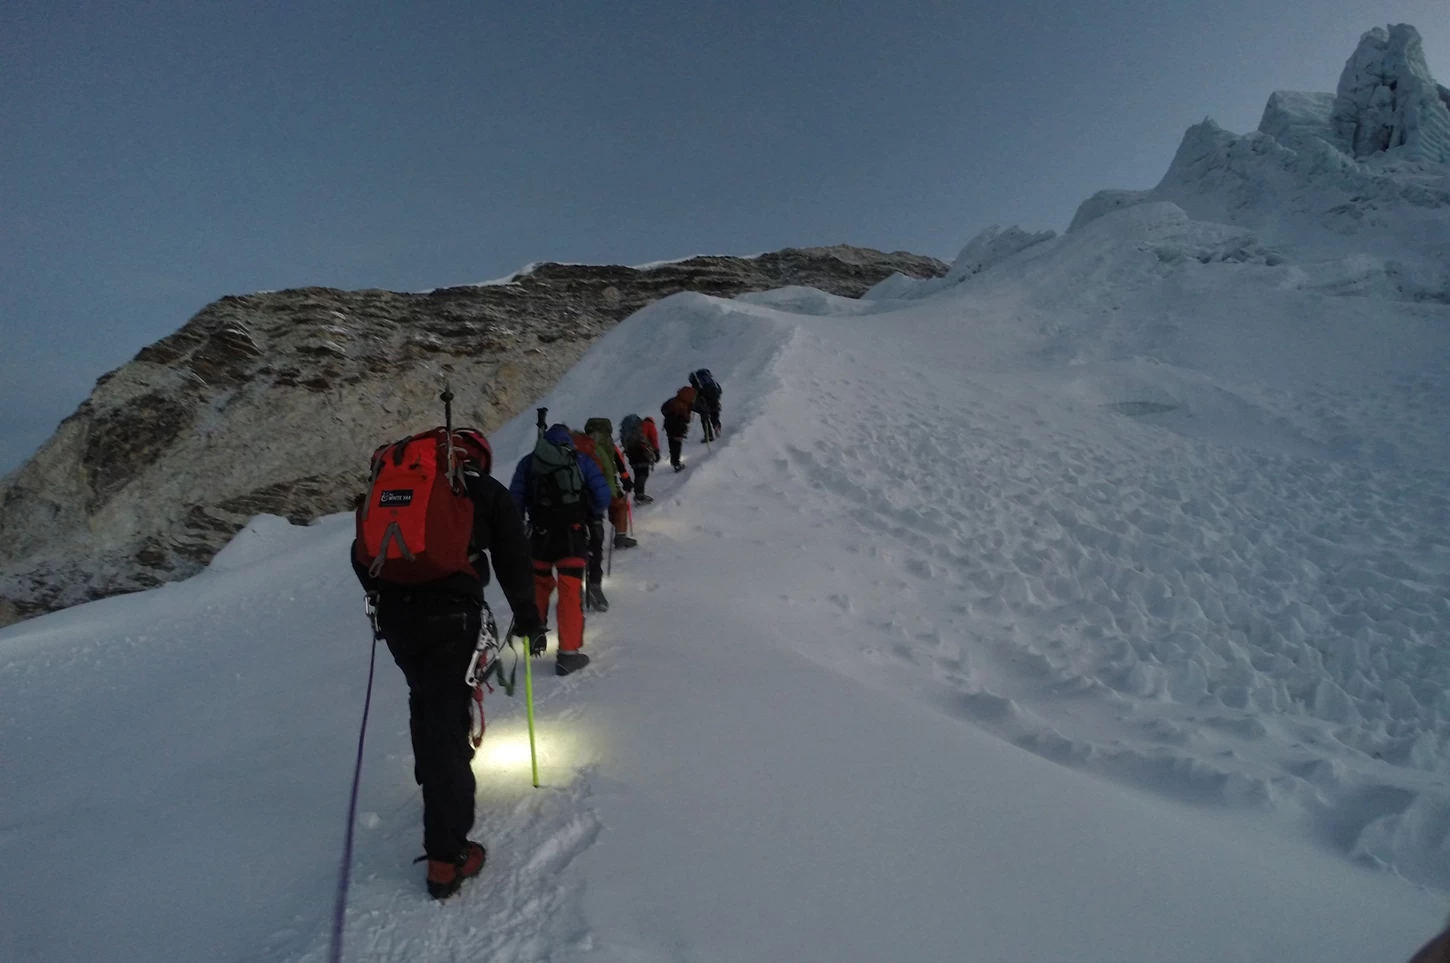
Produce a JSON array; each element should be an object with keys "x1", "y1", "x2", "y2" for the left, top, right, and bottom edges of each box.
[
  {"x1": 695, "y1": 369, "x2": 721, "y2": 400},
  {"x1": 620, "y1": 414, "x2": 645, "y2": 448}
]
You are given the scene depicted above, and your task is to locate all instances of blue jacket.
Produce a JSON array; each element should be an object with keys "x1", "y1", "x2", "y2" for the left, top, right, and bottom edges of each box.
[{"x1": 510, "y1": 426, "x2": 611, "y2": 521}]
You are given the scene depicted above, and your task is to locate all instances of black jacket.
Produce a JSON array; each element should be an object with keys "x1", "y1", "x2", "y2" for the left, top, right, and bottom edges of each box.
[{"x1": 351, "y1": 465, "x2": 541, "y2": 635}]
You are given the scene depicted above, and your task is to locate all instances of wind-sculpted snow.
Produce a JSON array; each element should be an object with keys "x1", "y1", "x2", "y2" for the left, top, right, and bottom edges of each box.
[
  {"x1": 866, "y1": 225, "x2": 1058, "y2": 300},
  {"x1": 1062, "y1": 25, "x2": 1450, "y2": 306},
  {"x1": 548, "y1": 198, "x2": 1450, "y2": 900},
  {"x1": 715, "y1": 200, "x2": 1450, "y2": 891},
  {"x1": 1332, "y1": 24, "x2": 1450, "y2": 165}
]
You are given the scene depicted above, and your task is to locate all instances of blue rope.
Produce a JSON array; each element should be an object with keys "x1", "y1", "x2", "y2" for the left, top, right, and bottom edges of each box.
[{"x1": 328, "y1": 631, "x2": 379, "y2": 963}]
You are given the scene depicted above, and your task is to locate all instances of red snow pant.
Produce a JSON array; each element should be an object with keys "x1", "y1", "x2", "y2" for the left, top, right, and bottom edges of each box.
[
  {"x1": 534, "y1": 556, "x2": 585, "y2": 652},
  {"x1": 609, "y1": 496, "x2": 629, "y2": 532}
]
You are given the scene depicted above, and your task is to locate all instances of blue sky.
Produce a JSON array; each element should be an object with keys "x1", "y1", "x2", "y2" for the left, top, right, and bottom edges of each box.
[{"x1": 3, "y1": 1, "x2": 1446, "y2": 474}]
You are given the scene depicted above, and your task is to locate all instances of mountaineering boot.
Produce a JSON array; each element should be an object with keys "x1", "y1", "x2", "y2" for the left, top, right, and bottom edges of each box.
[
  {"x1": 613, "y1": 533, "x2": 638, "y2": 549},
  {"x1": 426, "y1": 841, "x2": 486, "y2": 899},
  {"x1": 633, "y1": 493, "x2": 654, "y2": 505},
  {"x1": 585, "y1": 583, "x2": 609, "y2": 612},
  {"x1": 556, "y1": 651, "x2": 591, "y2": 676},
  {"x1": 673, "y1": 461, "x2": 687, "y2": 472}
]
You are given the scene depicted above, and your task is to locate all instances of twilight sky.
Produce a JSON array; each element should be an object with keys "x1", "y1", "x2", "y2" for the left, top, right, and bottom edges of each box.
[{"x1": 3, "y1": 0, "x2": 1446, "y2": 474}]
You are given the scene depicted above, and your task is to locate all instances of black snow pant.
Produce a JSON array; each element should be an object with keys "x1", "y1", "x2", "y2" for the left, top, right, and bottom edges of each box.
[
  {"x1": 585, "y1": 517, "x2": 606, "y2": 588},
  {"x1": 630, "y1": 459, "x2": 652, "y2": 498},
  {"x1": 668, "y1": 435, "x2": 684, "y2": 468},
  {"x1": 378, "y1": 592, "x2": 481, "y2": 862}
]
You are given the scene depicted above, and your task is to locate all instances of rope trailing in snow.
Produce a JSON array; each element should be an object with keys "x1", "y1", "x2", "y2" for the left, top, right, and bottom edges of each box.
[{"x1": 327, "y1": 617, "x2": 380, "y2": 963}]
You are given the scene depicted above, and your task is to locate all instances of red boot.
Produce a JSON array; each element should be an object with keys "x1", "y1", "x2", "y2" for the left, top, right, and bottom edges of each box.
[{"x1": 425, "y1": 841, "x2": 486, "y2": 899}]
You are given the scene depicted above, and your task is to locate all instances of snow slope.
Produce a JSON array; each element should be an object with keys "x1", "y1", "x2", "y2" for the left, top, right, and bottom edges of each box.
[{"x1": 3, "y1": 196, "x2": 1449, "y2": 960}]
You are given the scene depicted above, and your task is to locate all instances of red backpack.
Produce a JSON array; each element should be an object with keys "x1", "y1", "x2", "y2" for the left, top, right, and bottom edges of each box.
[
  {"x1": 571, "y1": 431, "x2": 604, "y2": 472},
  {"x1": 661, "y1": 397, "x2": 690, "y2": 423},
  {"x1": 354, "y1": 426, "x2": 492, "y2": 584}
]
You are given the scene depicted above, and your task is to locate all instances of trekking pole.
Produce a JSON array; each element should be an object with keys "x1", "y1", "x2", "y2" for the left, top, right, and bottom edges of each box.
[
  {"x1": 627, "y1": 497, "x2": 634, "y2": 536},
  {"x1": 519, "y1": 621, "x2": 540, "y2": 789},
  {"x1": 606, "y1": 522, "x2": 614, "y2": 577}
]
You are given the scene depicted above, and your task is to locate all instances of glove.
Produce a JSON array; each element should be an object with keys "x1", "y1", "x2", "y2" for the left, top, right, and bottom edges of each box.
[
  {"x1": 514, "y1": 625, "x2": 547, "y2": 657},
  {"x1": 622, "y1": 475, "x2": 634, "y2": 493}
]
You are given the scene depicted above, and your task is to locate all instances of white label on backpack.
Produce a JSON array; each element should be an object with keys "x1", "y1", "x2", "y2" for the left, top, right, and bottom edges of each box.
[{"x1": 380, "y1": 489, "x2": 414, "y2": 507}]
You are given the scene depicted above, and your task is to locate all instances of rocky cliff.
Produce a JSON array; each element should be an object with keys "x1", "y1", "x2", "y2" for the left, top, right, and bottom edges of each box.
[{"x1": 0, "y1": 245, "x2": 947, "y2": 625}]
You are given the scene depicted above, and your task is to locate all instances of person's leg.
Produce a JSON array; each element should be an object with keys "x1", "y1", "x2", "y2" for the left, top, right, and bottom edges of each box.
[
  {"x1": 555, "y1": 558, "x2": 586, "y2": 651},
  {"x1": 416, "y1": 608, "x2": 479, "y2": 860},
  {"x1": 669, "y1": 435, "x2": 684, "y2": 468},
  {"x1": 381, "y1": 602, "x2": 427, "y2": 785},
  {"x1": 387, "y1": 605, "x2": 479, "y2": 862},
  {"x1": 631, "y1": 460, "x2": 650, "y2": 499},
  {"x1": 533, "y1": 558, "x2": 555, "y2": 628},
  {"x1": 588, "y1": 520, "x2": 605, "y2": 587}
]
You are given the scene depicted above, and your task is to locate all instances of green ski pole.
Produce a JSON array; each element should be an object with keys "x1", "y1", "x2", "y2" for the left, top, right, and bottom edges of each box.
[{"x1": 524, "y1": 633, "x2": 540, "y2": 788}]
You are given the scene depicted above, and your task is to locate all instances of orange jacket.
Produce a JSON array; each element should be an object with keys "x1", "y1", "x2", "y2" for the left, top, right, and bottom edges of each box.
[{"x1": 661, "y1": 388, "x2": 695, "y2": 432}]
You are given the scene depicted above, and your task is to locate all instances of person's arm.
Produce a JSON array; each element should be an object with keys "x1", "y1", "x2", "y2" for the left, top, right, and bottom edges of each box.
[
  {"x1": 508, "y1": 455, "x2": 530, "y2": 517},
  {"x1": 470, "y1": 471, "x2": 541, "y2": 634},
  {"x1": 614, "y1": 446, "x2": 633, "y2": 491},
  {"x1": 350, "y1": 540, "x2": 378, "y2": 594}
]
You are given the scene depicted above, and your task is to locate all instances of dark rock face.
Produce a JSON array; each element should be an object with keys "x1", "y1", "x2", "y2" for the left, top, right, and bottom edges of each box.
[
  {"x1": 82, "y1": 392, "x2": 196, "y2": 508},
  {"x1": 0, "y1": 245, "x2": 946, "y2": 626}
]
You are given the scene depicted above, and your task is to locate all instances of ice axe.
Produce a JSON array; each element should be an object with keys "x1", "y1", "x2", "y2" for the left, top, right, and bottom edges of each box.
[{"x1": 441, "y1": 382, "x2": 463, "y2": 492}]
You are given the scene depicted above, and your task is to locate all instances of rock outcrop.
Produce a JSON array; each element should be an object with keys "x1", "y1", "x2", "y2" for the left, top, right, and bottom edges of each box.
[{"x1": 0, "y1": 246, "x2": 947, "y2": 625}]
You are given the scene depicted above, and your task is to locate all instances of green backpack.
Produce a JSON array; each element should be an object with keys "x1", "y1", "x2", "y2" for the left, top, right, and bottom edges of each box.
[
  {"x1": 529, "y1": 430, "x2": 585, "y2": 528},
  {"x1": 583, "y1": 417, "x2": 620, "y2": 497}
]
